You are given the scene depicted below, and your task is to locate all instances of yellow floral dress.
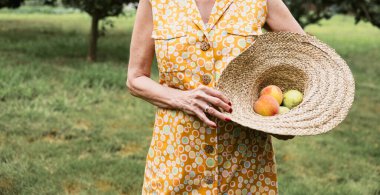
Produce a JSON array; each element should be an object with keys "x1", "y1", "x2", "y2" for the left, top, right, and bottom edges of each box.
[{"x1": 143, "y1": 0, "x2": 278, "y2": 194}]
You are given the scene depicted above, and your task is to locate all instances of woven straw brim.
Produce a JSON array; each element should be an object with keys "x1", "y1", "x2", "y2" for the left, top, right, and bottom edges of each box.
[{"x1": 215, "y1": 32, "x2": 355, "y2": 136}]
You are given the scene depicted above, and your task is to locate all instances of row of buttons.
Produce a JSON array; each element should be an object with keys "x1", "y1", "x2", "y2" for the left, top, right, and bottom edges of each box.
[
  {"x1": 200, "y1": 38, "x2": 212, "y2": 85},
  {"x1": 202, "y1": 74, "x2": 212, "y2": 85},
  {"x1": 203, "y1": 144, "x2": 215, "y2": 184},
  {"x1": 200, "y1": 38, "x2": 215, "y2": 185},
  {"x1": 200, "y1": 40, "x2": 211, "y2": 51},
  {"x1": 204, "y1": 144, "x2": 214, "y2": 153},
  {"x1": 203, "y1": 175, "x2": 214, "y2": 185},
  {"x1": 200, "y1": 37, "x2": 214, "y2": 185}
]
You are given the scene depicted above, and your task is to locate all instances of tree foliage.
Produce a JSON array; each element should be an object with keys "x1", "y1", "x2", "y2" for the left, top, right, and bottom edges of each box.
[
  {"x1": 61, "y1": 0, "x2": 133, "y2": 20},
  {"x1": 4, "y1": 0, "x2": 376, "y2": 61},
  {"x1": 61, "y1": 0, "x2": 137, "y2": 62},
  {"x1": 284, "y1": 0, "x2": 380, "y2": 28},
  {"x1": 0, "y1": 0, "x2": 24, "y2": 9},
  {"x1": 340, "y1": 0, "x2": 380, "y2": 28}
]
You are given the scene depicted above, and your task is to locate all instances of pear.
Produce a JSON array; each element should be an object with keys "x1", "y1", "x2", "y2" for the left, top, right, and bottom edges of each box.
[
  {"x1": 278, "y1": 106, "x2": 290, "y2": 114},
  {"x1": 283, "y1": 90, "x2": 303, "y2": 109}
]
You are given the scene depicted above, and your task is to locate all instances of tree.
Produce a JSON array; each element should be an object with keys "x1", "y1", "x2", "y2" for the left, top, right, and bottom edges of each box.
[
  {"x1": 0, "y1": 0, "x2": 24, "y2": 9},
  {"x1": 43, "y1": 0, "x2": 56, "y2": 6},
  {"x1": 62, "y1": 0, "x2": 137, "y2": 62},
  {"x1": 283, "y1": 0, "x2": 337, "y2": 28},
  {"x1": 340, "y1": 0, "x2": 380, "y2": 28},
  {"x1": 284, "y1": 0, "x2": 380, "y2": 28}
]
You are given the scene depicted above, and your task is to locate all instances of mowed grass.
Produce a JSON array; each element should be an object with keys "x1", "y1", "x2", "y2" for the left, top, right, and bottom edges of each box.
[{"x1": 0, "y1": 7, "x2": 379, "y2": 194}]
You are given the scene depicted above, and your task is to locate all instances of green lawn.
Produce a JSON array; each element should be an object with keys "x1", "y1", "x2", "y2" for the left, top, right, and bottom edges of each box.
[{"x1": 0, "y1": 7, "x2": 379, "y2": 195}]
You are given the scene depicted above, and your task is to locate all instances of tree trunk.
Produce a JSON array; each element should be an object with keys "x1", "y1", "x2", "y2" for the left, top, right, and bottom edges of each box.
[{"x1": 87, "y1": 15, "x2": 99, "y2": 62}]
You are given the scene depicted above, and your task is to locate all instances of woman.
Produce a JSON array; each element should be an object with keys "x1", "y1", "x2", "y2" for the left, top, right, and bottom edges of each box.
[{"x1": 127, "y1": 0, "x2": 305, "y2": 193}]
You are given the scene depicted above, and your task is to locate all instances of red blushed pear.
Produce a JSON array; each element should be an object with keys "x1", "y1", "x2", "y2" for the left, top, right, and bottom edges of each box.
[
  {"x1": 260, "y1": 85, "x2": 283, "y2": 105},
  {"x1": 253, "y1": 95, "x2": 280, "y2": 116}
]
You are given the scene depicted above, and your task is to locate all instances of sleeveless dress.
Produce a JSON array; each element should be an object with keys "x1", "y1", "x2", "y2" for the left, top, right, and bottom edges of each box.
[{"x1": 142, "y1": 0, "x2": 278, "y2": 194}]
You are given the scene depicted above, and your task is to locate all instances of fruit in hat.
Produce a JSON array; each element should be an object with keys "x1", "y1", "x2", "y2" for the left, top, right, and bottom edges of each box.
[
  {"x1": 253, "y1": 95, "x2": 280, "y2": 116},
  {"x1": 278, "y1": 106, "x2": 290, "y2": 114},
  {"x1": 260, "y1": 85, "x2": 283, "y2": 105},
  {"x1": 283, "y1": 89, "x2": 303, "y2": 109}
]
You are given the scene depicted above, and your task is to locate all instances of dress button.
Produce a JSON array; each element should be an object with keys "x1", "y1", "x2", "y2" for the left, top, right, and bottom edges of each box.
[
  {"x1": 202, "y1": 74, "x2": 212, "y2": 85},
  {"x1": 200, "y1": 41, "x2": 211, "y2": 51},
  {"x1": 204, "y1": 145, "x2": 214, "y2": 154},
  {"x1": 203, "y1": 175, "x2": 214, "y2": 185}
]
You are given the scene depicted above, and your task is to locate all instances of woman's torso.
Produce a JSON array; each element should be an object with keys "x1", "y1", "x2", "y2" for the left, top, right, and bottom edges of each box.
[{"x1": 143, "y1": 0, "x2": 278, "y2": 194}]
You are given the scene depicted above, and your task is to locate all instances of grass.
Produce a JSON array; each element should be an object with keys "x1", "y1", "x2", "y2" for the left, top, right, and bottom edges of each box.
[{"x1": 0, "y1": 7, "x2": 379, "y2": 195}]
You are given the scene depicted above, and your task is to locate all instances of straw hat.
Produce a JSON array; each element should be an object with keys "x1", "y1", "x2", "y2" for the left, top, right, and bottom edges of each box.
[{"x1": 215, "y1": 31, "x2": 355, "y2": 136}]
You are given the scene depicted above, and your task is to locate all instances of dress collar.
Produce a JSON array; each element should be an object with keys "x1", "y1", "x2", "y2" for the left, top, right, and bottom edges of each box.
[{"x1": 188, "y1": 0, "x2": 234, "y2": 37}]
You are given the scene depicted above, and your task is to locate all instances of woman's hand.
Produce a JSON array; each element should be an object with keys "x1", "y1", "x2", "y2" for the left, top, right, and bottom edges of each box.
[
  {"x1": 270, "y1": 133, "x2": 295, "y2": 141},
  {"x1": 171, "y1": 85, "x2": 233, "y2": 128}
]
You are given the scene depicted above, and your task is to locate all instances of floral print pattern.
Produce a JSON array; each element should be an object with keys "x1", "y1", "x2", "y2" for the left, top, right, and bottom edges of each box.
[{"x1": 143, "y1": 0, "x2": 278, "y2": 194}]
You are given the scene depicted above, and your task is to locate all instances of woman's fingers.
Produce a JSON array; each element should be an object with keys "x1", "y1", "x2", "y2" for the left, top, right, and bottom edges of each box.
[
  {"x1": 205, "y1": 104, "x2": 231, "y2": 122},
  {"x1": 181, "y1": 85, "x2": 233, "y2": 128},
  {"x1": 196, "y1": 92, "x2": 231, "y2": 113},
  {"x1": 196, "y1": 101, "x2": 231, "y2": 123},
  {"x1": 198, "y1": 85, "x2": 231, "y2": 106},
  {"x1": 192, "y1": 106, "x2": 217, "y2": 128}
]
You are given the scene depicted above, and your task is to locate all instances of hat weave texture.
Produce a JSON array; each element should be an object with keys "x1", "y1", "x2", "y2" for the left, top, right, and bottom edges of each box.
[{"x1": 215, "y1": 31, "x2": 355, "y2": 136}]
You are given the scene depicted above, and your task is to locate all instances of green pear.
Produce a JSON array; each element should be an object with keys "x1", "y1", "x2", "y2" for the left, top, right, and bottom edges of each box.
[
  {"x1": 278, "y1": 106, "x2": 290, "y2": 114},
  {"x1": 283, "y1": 90, "x2": 303, "y2": 109}
]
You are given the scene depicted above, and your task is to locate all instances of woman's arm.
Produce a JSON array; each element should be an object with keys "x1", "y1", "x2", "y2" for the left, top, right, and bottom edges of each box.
[
  {"x1": 126, "y1": 0, "x2": 174, "y2": 109},
  {"x1": 264, "y1": 0, "x2": 306, "y2": 35},
  {"x1": 126, "y1": 0, "x2": 232, "y2": 128},
  {"x1": 264, "y1": 0, "x2": 305, "y2": 140}
]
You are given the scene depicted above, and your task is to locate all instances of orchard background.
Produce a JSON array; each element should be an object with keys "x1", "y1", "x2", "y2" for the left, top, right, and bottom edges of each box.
[{"x1": 0, "y1": 1, "x2": 379, "y2": 194}]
